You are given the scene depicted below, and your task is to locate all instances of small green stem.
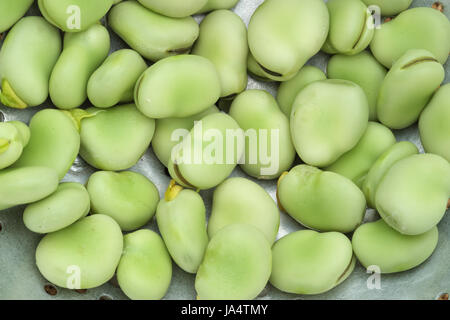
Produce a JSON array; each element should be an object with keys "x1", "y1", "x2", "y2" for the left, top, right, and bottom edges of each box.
[
  {"x1": 164, "y1": 180, "x2": 183, "y2": 202},
  {"x1": 0, "y1": 138, "x2": 10, "y2": 154},
  {"x1": 62, "y1": 108, "x2": 103, "y2": 132},
  {"x1": 0, "y1": 79, "x2": 28, "y2": 109}
]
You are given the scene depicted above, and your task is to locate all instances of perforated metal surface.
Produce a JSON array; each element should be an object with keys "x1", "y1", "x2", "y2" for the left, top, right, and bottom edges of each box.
[{"x1": 0, "y1": 0, "x2": 449, "y2": 300}]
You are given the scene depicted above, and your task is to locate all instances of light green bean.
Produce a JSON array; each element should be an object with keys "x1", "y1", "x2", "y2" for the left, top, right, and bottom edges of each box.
[
  {"x1": 35, "y1": 214, "x2": 123, "y2": 289},
  {"x1": 156, "y1": 180, "x2": 208, "y2": 273},
  {"x1": 87, "y1": 49, "x2": 147, "y2": 108},
  {"x1": 117, "y1": 229, "x2": 172, "y2": 300},
  {"x1": 108, "y1": 1, "x2": 199, "y2": 61},
  {"x1": 0, "y1": 17, "x2": 61, "y2": 109},
  {"x1": 23, "y1": 182, "x2": 90, "y2": 233},
  {"x1": 87, "y1": 170, "x2": 159, "y2": 231}
]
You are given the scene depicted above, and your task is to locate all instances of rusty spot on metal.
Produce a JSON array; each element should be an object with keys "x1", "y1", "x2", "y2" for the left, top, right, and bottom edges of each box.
[{"x1": 44, "y1": 284, "x2": 57, "y2": 296}]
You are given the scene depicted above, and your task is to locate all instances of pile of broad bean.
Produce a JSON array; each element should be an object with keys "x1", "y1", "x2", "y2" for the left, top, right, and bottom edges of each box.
[{"x1": 0, "y1": 0, "x2": 449, "y2": 300}]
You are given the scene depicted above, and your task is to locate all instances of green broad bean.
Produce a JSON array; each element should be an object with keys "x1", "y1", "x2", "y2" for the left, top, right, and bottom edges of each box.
[
  {"x1": 156, "y1": 180, "x2": 208, "y2": 273},
  {"x1": 290, "y1": 79, "x2": 369, "y2": 167},
  {"x1": 196, "y1": 0, "x2": 240, "y2": 14},
  {"x1": 277, "y1": 165, "x2": 366, "y2": 233},
  {"x1": 117, "y1": 229, "x2": 172, "y2": 300},
  {"x1": 167, "y1": 112, "x2": 244, "y2": 190},
  {"x1": 134, "y1": 55, "x2": 221, "y2": 119},
  {"x1": 23, "y1": 182, "x2": 90, "y2": 234},
  {"x1": 195, "y1": 224, "x2": 272, "y2": 300},
  {"x1": 208, "y1": 177, "x2": 280, "y2": 244},
  {"x1": 0, "y1": 121, "x2": 30, "y2": 170},
  {"x1": 192, "y1": 10, "x2": 248, "y2": 99},
  {"x1": 375, "y1": 154, "x2": 450, "y2": 235},
  {"x1": 370, "y1": 7, "x2": 450, "y2": 68},
  {"x1": 322, "y1": 0, "x2": 374, "y2": 55},
  {"x1": 12, "y1": 109, "x2": 80, "y2": 180},
  {"x1": 277, "y1": 66, "x2": 326, "y2": 117},
  {"x1": 0, "y1": 17, "x2": 61, "y2": 109},
  {"x1": 137, "y1": 0, "x2": 207, "y2": 18},
  {"x1": 377, "y1": 49, "x2": 444, "y2": 129},
  {"x1": 247, "y1": 0, "x2": 329, "y2": 81},
  {"x1": 0, "y1": 166, "x2": 59, "y2": 211},
  {"x1": 229, "y1": 90, "x2": 296, "y2": 179},
  {"x1": 419, "y1": 83, "x2": 450, "y2": 162},
  {"x1": 325, "y1": 122, "x2": 396, "y2": 187},
  {"x1": 70, "y1": 104, "x2": 155, "y2": 171},
  {"x1": 362, "y1": 141, "x2": 419, "y2": 208},
  {"x1": 35, "y1": 214, "x2": 123, "y2": 289},
  {"x1": 352, "y1": 219, "x2": 438, "y2": 273},
  {"x1": 270, "y1": 230, "x2": 355, "y2": 295},
  {"x1": 87, "y1": 170, "x2": 159, "y2": 231},
  {"x1": 361, "y1": 0, "x2": 412, "y2": 16},
  {"x1": 152, "y1": 105, "x2": 219, "y2": 167},
  {"x1": 327, "y1": 51, "x2": 387, "y2": 121},
  {"x1": 0, "y1": 0, "x2": 34, "y2": 33},
  {"x1": 87, "y1": 49, "x2": 147, "y2": 108},
  {"x1": 38, "y1": 0, "x2": 113, "y2": 32},
  {"x1": 108, "y1": 1, "x2": 199, "y2": 62},
  {"x1": 49, "y1": 24, "x2": 110, "y2": 110}
]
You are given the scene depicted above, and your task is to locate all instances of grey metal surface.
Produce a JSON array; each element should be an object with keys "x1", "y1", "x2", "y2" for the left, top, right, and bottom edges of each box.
[{"x1": 0, "y1": 0, "x2": 449, "y2": 300}]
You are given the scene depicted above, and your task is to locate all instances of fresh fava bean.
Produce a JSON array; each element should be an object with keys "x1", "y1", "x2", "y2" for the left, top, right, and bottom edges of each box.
[
  {"x1": 325, "y1": 122, "x2": 396, "y2": 187},
  {"x1": 0, "y1": 0, "x2": 34, "y2": 33},
  {"x1": 0, "y1": 166, "x2": 59, "y2": 211},
  {"x1": 108, "y1": 1, "x2": 199, "y2": 62},
  {"x1": 137, "y1": 0, "x2": 207, "y2": 18},
  {"x1": 247, "y1": 0, "x2": 329, "y2": 81},
  {"x1": 36, "y1": 214, "x2": 123, "y2": 289},
  {"x1": 12, "y1": 109, "x2": 80, "y2": 180},
  {"x1": 322, "y1": 0, "x2": 374, "y2": 55},
  {"x1": 270, "y1": 230, "x2": 355, "y2": 295},
  {"x1": 68, "y1": 104, "x2": 155, "y2": 171},
  {"x1": 0, "y1": 17, "x2": 61, "y2": 109},
  {"x1": 152, "y1": 106, "x2": 219, "y2": 167},
  {"x1": 134, "y1": 55, "x2": 221, "y2": 119},
  {"x1": 156, "y1": 180, "x2": 208, "y2": 273},
  {"x1": 49, "y1": 24, "x2": 110, "y2": 110},
  {"x1": 370, "y1": 7, "x2": 450, "y2": 68},
  {"x1": 117, "y1": 229, "x2": 172, "y2": 300},
  {"x1": 290, "y1": 80, "x2": 369, "y2": 167},
  {"x1": 195, "y1": 224, "x2": 272, "y2": 300},
  {"x1": 208, "y1": 177, "x2": 280, "y2": 244},
  {"x1": 327, "y1": 51, "x2": 387, "y2": 121},
  {"x1": 23, "y1": 182, "x2": 90, "y2": 234},
  {"x1": 277, "y1": 66, "x2": 326, "y2": 117},
  {"x1": 362, "y1": 141, "x2": 418, "y2": 208},
  {"x1": 377, "y1": 49, "x2": 444, "y2": 130},
  {"x1": 38, "y1": 0, "x2": 113, "y2": 32},
  {"x1": 0, "y1": 121, "x2": 30, "y2": 170},
  {"x1": 375, "y1": 154, "x2": 450, "y2": 235},
  {"x1": 168, "y1": 112, "x2": 244, "y2": 190},
  {"x1": 87, "y1": 49, "x2": 147, "y2": 108},
  {"x1": 277, "y1": 165, "x2": 366, "y2": 233},
  {"x1": 229, "y1": 90, "x2": 295, "y2": 179},
  {"x1": 419, "y1": 83, "x2": 450, "y2": 162},
  {"x1": 196, "y1": 0, "x2": 239, "y2": 14},
  {"x1": 352, "y1": 219, "x2": 438, "y2": 273},
  {"x1": 192, "y1": 10, "x2": 248, "y2": 99},
  {"x1": 361, "y1": 0, "x2": 412, "y2": 16},
  {"x1": 87, "y1": 170, "x2": 159, "y2": 231}
]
